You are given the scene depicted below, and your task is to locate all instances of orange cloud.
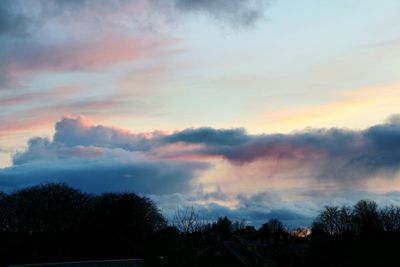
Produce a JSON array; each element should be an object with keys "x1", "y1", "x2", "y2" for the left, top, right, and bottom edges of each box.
[{"x1": 254, "y1": 84, "x2": 400, "y2": 133}]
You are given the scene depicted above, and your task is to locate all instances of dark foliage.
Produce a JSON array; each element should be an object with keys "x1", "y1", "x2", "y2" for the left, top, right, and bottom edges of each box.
[
  {"x1": 211, "y1": 216, "x2": 233, "y2": 240},
  {"x1": 260, "y1": 218, "x2": 286, "y2": 236},
  {"x1": 0, "y1": 183, "x2": 166, "y2": 267}
]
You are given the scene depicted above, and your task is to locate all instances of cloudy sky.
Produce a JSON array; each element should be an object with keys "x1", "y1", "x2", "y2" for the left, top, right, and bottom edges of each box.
[{"x1": 1, "y1": 0, "x2": 400, "y2": 228}]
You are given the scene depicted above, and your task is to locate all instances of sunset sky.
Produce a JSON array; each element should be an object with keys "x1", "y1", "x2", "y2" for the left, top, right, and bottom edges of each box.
[{"x1": 1, "y1": 0, "x2": 400, "y2": 227}]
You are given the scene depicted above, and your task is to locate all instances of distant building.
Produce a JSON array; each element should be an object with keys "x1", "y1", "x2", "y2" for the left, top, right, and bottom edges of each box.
[{"x1": 9, "y1": 259, "x2": 145, "y2": 267}]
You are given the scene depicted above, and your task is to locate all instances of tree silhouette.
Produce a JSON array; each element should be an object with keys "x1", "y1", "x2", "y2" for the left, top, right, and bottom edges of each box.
[
  {"x1": 336, "y1": 206, "x2": 354, "y2": 235},
  {"x1": 212, "y1": 216, "x2": 233, "y2": 240},
  {"x1": 312, "y1": 205, "x2": 354, "y2": 235},
  {"x1": 259, "y1": 218, "x2": 286, "y2": 241},
  {"x1": 0, "y1": 183, "x2": 167, "y2": 264},
  {"x1": 312, "y1": 206, "x2": 339, "y2": 235},
  {"x1": 0, "y1": 183, "x2": 88, "y2": 234},
  {"x1": 380, "y1": 205, "x2": 400, "y2": 232},
  {"x1": 3, "y1": 185, "x2": 400, "y2": 267},
  {"x1": 353, "y1": 200, "x2": 382, "y2": 234},
  {"x1": 173, "y1": 206, "x2": 201, "y2": 235}
]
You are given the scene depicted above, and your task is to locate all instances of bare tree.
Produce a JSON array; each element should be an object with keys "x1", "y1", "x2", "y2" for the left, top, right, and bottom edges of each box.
[
  {"x1": 380, "y1": 205, "x2": 400, "y2": 232},
  {"x1": 353, "y1": 200, "x2": 382, "y2": 234},
  {"x1": 337, "y1": 206, "x2": 354, "y2": 235},
  {"x1": 173, "y1": 206, "x2": 201, "y2": 234},
  {"x1": 313, "y1": 206, "x2": 340, "y2": 235},
  {"x1": 260, "y1": 218, "x2": 286, "y2": 237}
]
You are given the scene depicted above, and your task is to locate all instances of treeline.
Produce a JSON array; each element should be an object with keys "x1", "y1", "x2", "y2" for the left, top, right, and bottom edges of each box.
[
  {"x1": 2, "y1": 183, "x2": 400, "y2": 267},
  {"x1": 305, "y1": 200, "x2": 400, "y2": 267},
  {"x1": 311, "y1": 199, "x2": 400, "y2": 235},
  {"x1": 0, "y1": 184, "x2": 168, "y2": 266}
]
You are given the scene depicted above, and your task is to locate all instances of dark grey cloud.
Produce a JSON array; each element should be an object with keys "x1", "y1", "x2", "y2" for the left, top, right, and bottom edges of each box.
[
  {"x1": 160, "y1": 0, "x2": 269, "y2": 28},
  {"x1": 1, "y1": 155, "x2": 206, "y2": 194},
  {"x1": 365, "y1": 123, "x2": 400, "y2": 150},
  {"x1": 165, "y1": 127, "x2": 248, "y2": 146},
  {"x1": 186, "y1": 128, "x2": 362, "y2": 163},
  {"x1": 164, "y1": 116, "x2": 400, "y2": 182}
]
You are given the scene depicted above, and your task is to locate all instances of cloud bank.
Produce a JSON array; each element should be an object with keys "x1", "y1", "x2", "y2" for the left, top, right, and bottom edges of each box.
[
  {"x1": 167, "y1": 120, "x2": 400, "y2": 184},
  {"x1": 2, "y1": 117, "x2": 208, "y2": 194},
  {"x1": 3, "y1": 115, "x2": 400, "y2": 192}
]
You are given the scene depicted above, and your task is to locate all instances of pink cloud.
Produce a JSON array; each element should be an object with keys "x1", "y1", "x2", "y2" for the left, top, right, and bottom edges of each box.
[
  {"x1": 0, "y1": 116, "x2": 54, "y2": 137},
  {"x1": 0, "y1": 100, "x2": 121, "y2": 137},
  {"x1": 4, "y1": 34, "x2": 179, "y2": 86},
  {"x1": 0, "y1": 85, "x2": 80, "y2": 106},
  {"x1": 49, "y1": 34, "x2": 176, "y2": 70}
]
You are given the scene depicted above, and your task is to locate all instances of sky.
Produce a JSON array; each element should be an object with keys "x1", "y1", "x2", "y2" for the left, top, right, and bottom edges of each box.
[{"x1": 1, "y1": 0, "x2": 400, "y2": 228}]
